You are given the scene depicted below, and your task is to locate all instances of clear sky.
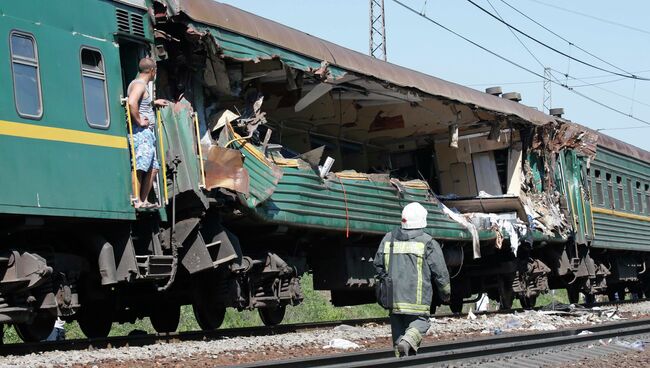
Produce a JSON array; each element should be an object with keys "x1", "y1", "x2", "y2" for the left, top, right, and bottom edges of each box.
[{"x1": 218, "y1": 0, "x2": 650, "y2": 151}]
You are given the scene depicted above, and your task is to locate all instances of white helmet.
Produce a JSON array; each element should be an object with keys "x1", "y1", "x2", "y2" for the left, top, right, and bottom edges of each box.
[{"x1": 401, "y1": 202, "x2": 428, "y2": 229}]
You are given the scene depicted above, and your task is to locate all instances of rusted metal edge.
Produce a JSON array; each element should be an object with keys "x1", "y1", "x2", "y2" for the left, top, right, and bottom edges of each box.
[{"x1": 564, "y1": 121, "x2": 650, "y2": 163}]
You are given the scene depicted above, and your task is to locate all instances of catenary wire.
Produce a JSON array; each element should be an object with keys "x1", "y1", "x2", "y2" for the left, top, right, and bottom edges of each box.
[
  {"x1": 550, "y1": 68, "x2": 650, "y2": 109},
  {"x1": 390, "y1": 0, "x2": 650, "y2": 127},
  {"x1": 548, "y1": 69, "x2": 650, "y2": 126},
  {"x1": 485, "y1": 0, "x2": 545, "y2": 69},
  {"x1": 524, "y1": 0, "x2": 650, "y2": 36},
  {"x1": 466, "y1": 70, "x2": 650, "y2": 87},
  {"x1": 596, "y1": 126, "x2": 650, "y2": 131},
  {"x1": 498, "y1": 0, "x2": 640, "y2": 77},
  {"x1": 464, "y1": 0, "x2": 650, "y2": 80}
]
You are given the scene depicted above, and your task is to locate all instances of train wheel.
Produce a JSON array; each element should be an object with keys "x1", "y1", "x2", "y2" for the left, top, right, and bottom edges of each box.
[
  {"x1": 193, "y1": 303, "x2": 226, "y2": 331},
  {"x1": 518, "y1": 296, "x2": 537, "y2": 309},
  {"x1": 584, "y1": 293, "x2": 596, "y2": 306},
  {"x1": 259, "y1": 305, "x2": 286, "y2": 326},
  {"x1": 449, "y1": 296, "x2": 463, "y2": 314},
  {"x1": 497, "y1": 276, "x2": 514, "y2": 310},
  {"x1": 567, "y1": 286, "x2": 580, "y2": 304},
  {"x1": 14, "y1": 311, "x2": 56, "y2": 342},
  {"x1": 150, "y1": 304, "x2": 180, "y2": 333},
  {"x1": 78, "y1": 304, "x2": 112, "y2": 339}
]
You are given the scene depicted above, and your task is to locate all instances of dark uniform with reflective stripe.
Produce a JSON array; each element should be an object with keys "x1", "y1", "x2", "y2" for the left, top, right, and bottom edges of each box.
[{"x1": 374, "y1": 228, "x2": 451, "y2": 353}]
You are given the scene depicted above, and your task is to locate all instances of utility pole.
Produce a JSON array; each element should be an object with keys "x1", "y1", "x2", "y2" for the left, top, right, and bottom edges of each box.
[
  {"x1": 543, "y1": 67, "x2": 552, "y2": 113},
  {"x1": 369, "y1": 0, "x2": 387, "y2": 61}
]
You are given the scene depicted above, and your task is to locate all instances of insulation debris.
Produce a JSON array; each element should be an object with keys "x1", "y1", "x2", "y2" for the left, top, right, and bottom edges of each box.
[{"x1": 463, "y1": 212, "x2": 529, "y2": 255}]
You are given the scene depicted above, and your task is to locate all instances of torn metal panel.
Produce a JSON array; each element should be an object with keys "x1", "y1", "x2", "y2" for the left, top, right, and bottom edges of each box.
[
  {"x1": 160, "y1": 102, "x2": 209, "y2": 211},
  {"x1": 167, "y1": 0, "x2": 555, "y2": 126},
  {"x1": 219, "y1": 124, "x2": 283, "y2": 207},
  {"x1": 202, "y1": 145, "x2": 250, "y2": 194}
]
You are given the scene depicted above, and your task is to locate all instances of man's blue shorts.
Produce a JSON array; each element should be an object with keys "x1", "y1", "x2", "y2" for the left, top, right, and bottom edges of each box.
[{"x1": 132, "y1": 127, "x2": 160, "y2": 172}]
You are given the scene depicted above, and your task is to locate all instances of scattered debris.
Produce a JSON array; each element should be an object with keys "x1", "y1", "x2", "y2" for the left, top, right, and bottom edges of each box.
[{"x1": 323, "y1": 338, "x2": 361, "y2": 350}]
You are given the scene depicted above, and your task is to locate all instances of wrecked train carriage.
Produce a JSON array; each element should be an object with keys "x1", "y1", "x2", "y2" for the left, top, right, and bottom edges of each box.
[{"x1": 152, "y1": 0, "x2": 610, "y2": 312}]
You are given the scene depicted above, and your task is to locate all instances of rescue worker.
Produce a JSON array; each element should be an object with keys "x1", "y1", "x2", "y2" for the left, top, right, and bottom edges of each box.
[{"x1": 374, "y1": 202, "x2": 451, "y2": 357}]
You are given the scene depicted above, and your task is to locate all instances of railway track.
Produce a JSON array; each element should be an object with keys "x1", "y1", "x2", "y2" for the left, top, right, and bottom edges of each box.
[
  {"x1": 0, "y1": 297, "x2": 642, "y2": 357},
  {"x1": 236, "y1": 318, "x2": 650, "y2": 367},
  {"x1": 0, "y1": 317, "x2": 388, "y2": 356}
]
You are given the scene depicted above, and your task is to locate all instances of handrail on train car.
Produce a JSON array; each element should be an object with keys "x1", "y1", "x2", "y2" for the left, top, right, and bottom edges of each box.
[
  {"x1": 122, "y1": 98, "x2": 140, "y2": 204},
  {"x1": 157, "y1": 109, "x2": 169, "y2": 204},
  {"x1": 193, "y1": 112, "x2": 206, "y2": 189}
]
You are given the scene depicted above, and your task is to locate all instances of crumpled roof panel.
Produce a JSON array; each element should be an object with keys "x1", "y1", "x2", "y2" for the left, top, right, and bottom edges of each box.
[{"x1": 172, "y1": 0, "x2": 555, "y2": 126}]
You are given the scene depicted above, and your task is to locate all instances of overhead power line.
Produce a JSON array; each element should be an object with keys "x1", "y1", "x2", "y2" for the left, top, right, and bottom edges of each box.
[
  {"x1": 497, "y1": 0, "x2": 640, "y2": 78},
  {"x1": 464, "y1": 0, "x2": 650, "y2": 81},
  {"x1": 390, "y1": 0, "x2": 650, "y2": 127},
  {"x1": 548, "y1": 69, "x2": 650, "y2": 126},
  {"x1": 551, "y1": 68, "x2": 650, "y2": 109},
  {"x1": 524, "y1": 0, "x2": 650, "y2": 36},
  {"x1": 596, "y1": 126, "x2": 650, "y2": 131},
  {"x1": 485, "y1": 0, "x2": 544, "y2": 69}
]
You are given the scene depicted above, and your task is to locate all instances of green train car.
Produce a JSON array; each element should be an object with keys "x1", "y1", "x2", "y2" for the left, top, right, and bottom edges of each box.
[{"x1": 0, "y1": 0, "x2": 648, "y2": 343}]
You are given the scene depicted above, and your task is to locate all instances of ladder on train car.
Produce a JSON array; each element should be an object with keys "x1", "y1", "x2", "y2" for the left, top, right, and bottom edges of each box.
[{"x1": 121, "y1": 98, "x2": 167, "y2": 210}]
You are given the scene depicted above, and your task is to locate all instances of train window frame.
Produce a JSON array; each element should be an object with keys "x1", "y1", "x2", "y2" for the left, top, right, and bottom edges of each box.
[
  {"x1": 79, "y1": 46, "x2": 110, "y2": 129},
  {"x1": 606, "y1": 172, "x2": 614, "y2": 209},
  {"x1": 646, "y1": 184, "x2": 650, "y2": 215},
  {"x1": 616, "y1": 175, "x2": 624, "y2": 210},
  {"x1": 627, "y1": 178, "x2": 635, "y2": 212},
  {"x1": 593, "y1": 169, "x2": 604, "y2": 205},
  {"x1": 9, "y1": 30, "x2": 43, "y2": 120}
]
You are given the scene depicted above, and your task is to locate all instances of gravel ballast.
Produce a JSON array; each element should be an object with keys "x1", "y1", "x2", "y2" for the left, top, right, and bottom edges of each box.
[{"x1": 2, "y1": 301, "x2": 650, "y2": 368}]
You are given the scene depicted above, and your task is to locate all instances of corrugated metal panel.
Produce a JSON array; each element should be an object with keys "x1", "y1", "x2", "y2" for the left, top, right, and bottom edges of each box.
[
  {"x1": 591, "y1": 212, "x2": 650, "y2": 251},
  {"x1": 250, "y1": 167, "x2": 474, "y2": 240},
  {"x1": 169, "y1": 0, "x2": 555, "y2": 126}
]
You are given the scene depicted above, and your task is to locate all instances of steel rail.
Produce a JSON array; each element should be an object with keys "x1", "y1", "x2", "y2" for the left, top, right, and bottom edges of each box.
[
  {"x1": 0, "y1": 317, "x2": 388, "y2": 356},
  {"x1": 0, "y1": 298, "x2": 643, "y2": 356},
  {"x1": 236, "y1": 317, "x2": 650, "y2": 367}
]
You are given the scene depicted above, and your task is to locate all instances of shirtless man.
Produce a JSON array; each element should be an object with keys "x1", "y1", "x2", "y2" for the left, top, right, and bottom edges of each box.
[{"x1": 127, "y1": 58, "x2": 168, "y2": 208}]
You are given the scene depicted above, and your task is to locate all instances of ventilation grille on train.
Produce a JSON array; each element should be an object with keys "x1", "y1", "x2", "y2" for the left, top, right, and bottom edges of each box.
[
  {"x1": 116, "y1": 9, "x2": 130, "y2": 33},
  {"x1": 115, "y1": 8, "x2": 146, "y2": 38},
  {"x1": 130, "y1": 13, "x2": 145, "y2": 37}
]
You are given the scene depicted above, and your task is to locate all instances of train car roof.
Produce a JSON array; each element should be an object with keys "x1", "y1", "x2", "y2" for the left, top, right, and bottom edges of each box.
[
  {"x1": 564, "y1": 121, "x2": 650, "y2": 163},
  {"x1": 164, "y1": 0, "x2": 555, "y2": 127}
]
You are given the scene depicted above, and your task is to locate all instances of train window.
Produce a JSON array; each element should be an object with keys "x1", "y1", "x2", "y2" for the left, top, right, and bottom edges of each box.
[
  {"x1": 80, "y1": 48, "x2": 109, "y2": 128},
  {"x1": 10, "y1": 31, "x2": 42, "y2": 119},
  {"x1": 638, "y1": 191, "x2": 644, "y2": 214},
  {"x1": 594, "y1": 169, "x2": 601, "y2": 178},
  {"x1": 627, "y1": 179, "x2": 634, "y2": 211},
  {"x1": 618, "y1": 187, "x2": 625, "y2": 210},
  {"x1": 595, "y1": 182, "x2": 604, "y2": 205},
  {"x1": 646, "y1": 184, "x2": 650, "y2": 215}
]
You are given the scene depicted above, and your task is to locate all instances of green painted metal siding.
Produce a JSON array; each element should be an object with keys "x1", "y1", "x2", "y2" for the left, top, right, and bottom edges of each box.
[
  {"x1": 589, "y1": 147, "x2": 650, "y2": 251},
  {"x1": 252, "y1": 167, "x2": 473, "y2": 240},
  {"x1": 0, "y1": 0, "x2": 152, "y2": 220}
]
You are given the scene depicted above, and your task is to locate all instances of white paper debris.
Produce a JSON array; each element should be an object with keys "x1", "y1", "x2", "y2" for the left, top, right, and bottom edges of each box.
[{"x1": 324, "y1": 338, "x2": 361, "y2": 350}]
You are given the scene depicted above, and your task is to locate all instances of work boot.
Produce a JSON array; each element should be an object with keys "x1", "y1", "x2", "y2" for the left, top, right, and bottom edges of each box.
[{"x1": 396, "y1": 340, "x2": 411, "y2": 357}]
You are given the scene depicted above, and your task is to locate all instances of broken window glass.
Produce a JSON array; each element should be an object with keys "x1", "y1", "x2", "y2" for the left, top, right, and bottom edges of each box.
[
  {"x1": 81, "y1": 48, "x2": 109, "y2": 128},
  {"x1": 10, "y1": 32, "x2": 42, "y2": 118}
]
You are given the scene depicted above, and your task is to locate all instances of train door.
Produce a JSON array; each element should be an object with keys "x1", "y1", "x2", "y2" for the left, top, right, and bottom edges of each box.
[{"x1": 558, "y1": 149, "x2": 595, "y2": 244}]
